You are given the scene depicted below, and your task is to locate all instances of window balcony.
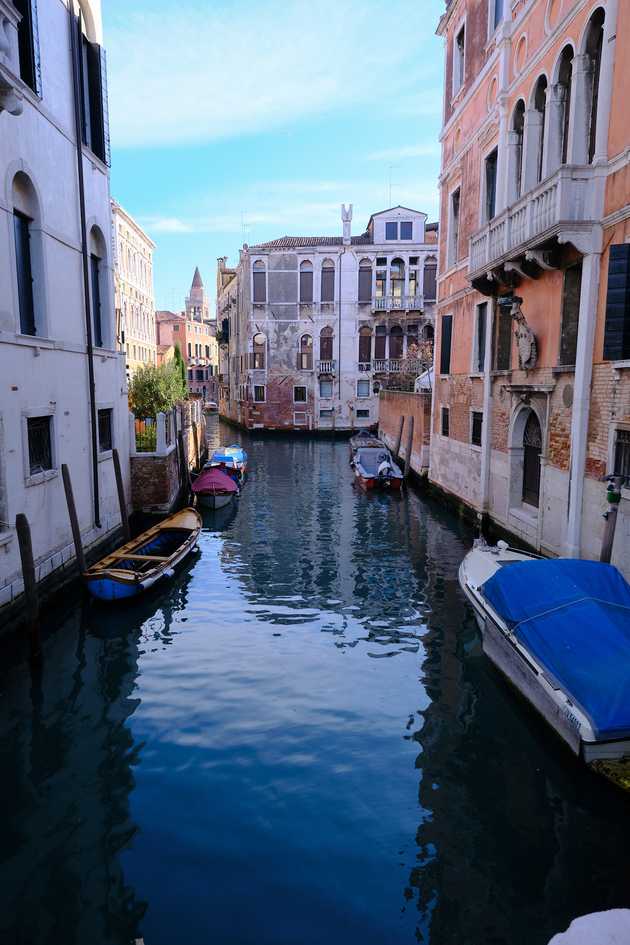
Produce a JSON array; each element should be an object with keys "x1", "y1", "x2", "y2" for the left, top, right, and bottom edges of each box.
[
  {"x1": 372, "y1": 295, "x2": 424, "y2": 313},
  {"x1": 317, "y1": 359, "x2": 336, "y2": 375},
  {"x1": 468, "y1": 165, "x2": 600, "y2": 281},
  {"x1": 373, "y1": 359, "x2": 403, "y2": 373}
]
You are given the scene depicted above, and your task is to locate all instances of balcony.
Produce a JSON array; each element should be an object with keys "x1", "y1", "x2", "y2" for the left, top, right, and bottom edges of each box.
[
  {"x1": 361, "y1": 358, "x2": 429, "y2": 374},
  {"x1": 317, "y1": 359, "x2": 336, "y2": 375},
  {"x1": 469, "y1": 166, "x2": 600, "y2": 281},
  {"x1": 372, "y1": 294, "x2": 424, "y2": 313}
]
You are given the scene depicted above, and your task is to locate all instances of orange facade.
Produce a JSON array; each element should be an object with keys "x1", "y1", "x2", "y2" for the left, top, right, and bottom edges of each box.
[{"x1": 432, "y1": 0, "x2": 630, "y2": 575}]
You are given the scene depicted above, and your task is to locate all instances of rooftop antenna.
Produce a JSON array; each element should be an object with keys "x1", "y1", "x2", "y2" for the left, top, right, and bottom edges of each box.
[
  {"x1": 388, "y1": 163, "x2": 399, "y2": 206},
  {"x1": 241, "y1": 211, "x2": 251, "y2": 243}
]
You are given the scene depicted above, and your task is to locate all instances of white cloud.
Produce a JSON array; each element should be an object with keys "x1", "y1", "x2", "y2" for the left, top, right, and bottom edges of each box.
[
  {"x1": 105, "y1": 0, "x2": 441, "y2": 148},
  {"x1": 367, "y1": 144, "x2": 441, "y2": 162}
]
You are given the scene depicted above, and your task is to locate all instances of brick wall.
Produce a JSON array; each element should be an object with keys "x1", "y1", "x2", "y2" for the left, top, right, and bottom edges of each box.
[{"x1": 378, "y1": 390, "x2": 432, "y2": 474}]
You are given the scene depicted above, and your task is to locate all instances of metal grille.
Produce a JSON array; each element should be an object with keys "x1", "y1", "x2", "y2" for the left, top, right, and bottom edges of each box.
[
  {"x1": 441, "y1": 407, "x2": 449, "y2": 437},
  {"x1": 27, "y1": 416, "x2": 52, "y2": 475},
  {"x1": 98, "y1": 409, "x2": 112, "y2": 452},
  {"x1": 614, "y1": 429, "x2": 630, "y2": 480},
  {"x1": 471, "y1": 411, "x2": 483, "y2": 446}
]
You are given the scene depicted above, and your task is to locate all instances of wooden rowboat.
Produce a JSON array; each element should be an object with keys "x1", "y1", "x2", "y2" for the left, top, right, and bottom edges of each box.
[{"x1": 83, "y1": 508, "x2": 202, "y2": 602}]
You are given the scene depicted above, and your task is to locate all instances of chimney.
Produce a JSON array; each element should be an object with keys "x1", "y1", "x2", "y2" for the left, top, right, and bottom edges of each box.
[{"x1": 342, "y1": 204, "x2": 353, "y2": 245}]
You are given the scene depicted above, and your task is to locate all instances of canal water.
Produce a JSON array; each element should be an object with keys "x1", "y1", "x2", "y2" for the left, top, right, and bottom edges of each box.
[{"x1": 1, "y1": 418, "x2": 629, "y2": 945}]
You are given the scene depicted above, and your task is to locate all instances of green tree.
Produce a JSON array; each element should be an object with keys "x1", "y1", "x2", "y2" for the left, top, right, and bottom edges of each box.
[
  {"x1": 129, "y1": 362, "x2": 184, "y2": 418},
  {"x1": 173, "y1": 343, "x2": 188, "y2": 397}
]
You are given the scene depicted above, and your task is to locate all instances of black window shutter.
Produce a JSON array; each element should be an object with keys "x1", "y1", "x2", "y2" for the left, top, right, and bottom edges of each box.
[
  {"x1": 603, "y1": 245, "x2": 630, "y2": 361},
  {"x1": 86, "y1": 42, "x2": 105, "y2": 163},
  {"x1": 440, "y1": 314, "x2": 453, "y2": 375},
  {"x1": 14, "y1": 211, "x2": 36, "y2": 336},
  {"x1": 358, "y1": 268, "x2": 371, "y2": 302},
  {"x1": 98, "y1": 45, "x2": 111, "y2": 167},
  {"x1": 29, "y1": 0, "x2": 42, "y2": 95}
]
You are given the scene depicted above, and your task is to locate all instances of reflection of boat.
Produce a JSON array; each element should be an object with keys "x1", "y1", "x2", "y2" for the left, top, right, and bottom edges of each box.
[
  {"x1": 351, "y1": 446, "x2": 403, "y2": 490},
  {"x1": 84, "y1": 508, "x2": 202, "y2": 602},
  {"x1": 349, "y1": 430, "x2": 385, "y2": 458},
  {"x1": 459, "y1": 539, "x2": 630, "y2": 764},
  {"x1": 192, "y1": 467, "x2": 238, "y2": 510}
]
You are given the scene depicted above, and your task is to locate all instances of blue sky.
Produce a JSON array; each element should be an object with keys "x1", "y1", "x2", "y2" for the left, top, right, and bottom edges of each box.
[{"x1": 104, "y1": 0, "x2": 446, "y2": 311}]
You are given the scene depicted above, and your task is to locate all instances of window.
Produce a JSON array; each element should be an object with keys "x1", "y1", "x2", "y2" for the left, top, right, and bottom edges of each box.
[
  {"x1": 533, "y1": 76, "x2": 548, "y2": 184},
  {"x1": 320, "y1": 409, "x2": 334, "y2": 418},
  {"x1": 441, "y1": 407, "x2": 450, "y2": 437},
  {"x1": 585, "y1": 8, "x2": 605, "y2": 164},
  {"x1": 474, "y1": 303, "x2": 487, "y2": 373},
  {"x1": 522, "y1": 412, "x2": 542, "y2": 507},
  {"x1": 386, "y1": 222, "x2": 398, "y2": 240},
  {"x1": 613, "y1": 429, "x2": 630, "y2": 480},
  {"x1": 294, "y1": 386, "x2": 307, "y2": 403},
  {"x1": 205, "y1": 345, "x2": 210, "y2": 358},
  {"x1": 13, "y1": 210, "x2": 36, "y2": 336},
  {"x1": 319, "y1": 379, "x2": 333, "y2": 398},
  {"x1": 492, "y1": 0, "x2": 504, "y2": 30},
  {"x1": 440, "y1": 315, "x2": 453, "y2": 375},
  {"x1": 375, "y1": 267, "x2": 386, "y2": 299},
  {"x1": 252, "y1": 332, "x2": 266, "y2": 369},
  {"x1": 449, "y1": 188, "x2": 460, "y2": 268},
  {"x1": 389, "y1": 325, "x2": 404, "y2": 360},
  {"x1": 390, "y1": 259, "x2": 405, "y2": 302},
  {"x1": 321, "y1": 260, "x2": 335, "y2": 302},
  {"x1": 511, "y1": 100, "x2": 525, "y2": 201},
  {"x1": 357, "y1": 380, "x2": 370, "y2": 398},
  {"x1": 77, "y1": 20, "x2": 110, "y2": 165},
  {"x1": 98, "y1": 408, "x2": 113, "y2": 452},
  {"x1": 400, "y1": 222, "x2": 413, "y2": 240},
  {"x1": 424, "y1": 257, "x2": 437, "y2": 301},
  {"x1": 196, "y1": 370, "x2": 204, "y2": 381},
  {"x1": 300, "y1": 260, "x2": 313, "y2": 303},
  {"x1": 471, "y1": 411, "x2": 483, "y2": 447},
  {"x1": 557, "y1": 46, "x2": 574, "y2": 166},
  {"x1": 603, "y1": 245, "x2": 630, "y2": 361},
  {"x1": 559, "y1": 262, "x2": 582, "y2": 366},
  {"x1": 356, "y1": 409, "x2": 370, "y2": 419},
  {"x1": 254, "y1": 385, "x2": 265, "y2": 403},
  {"x1": 253, "y1": 260, "x2": 266, "y2": 302},
  {"x1": 453, "y1": 24, "x2": 465, "y2": 95},
  {"x1": 298, "y1": 334, "x2": 313, "y2": 370},
  {"x1": 90, "y1": 253, "x2": 103, "y2": 347},
  {"x1": 188, "y1": 343, "x2": 192, "y2": 357},
  {"x1": 494, "y1": 304, "x2": 512, "y2": 370},
  {"x1": 484, "y1": 148, "x2": 498, "y2": 222},
  {"x1": 27, "y1": 416, "x2": 53, "y2": 475},
  {"x1": 14, "y1": 0, "x2": 41, "y2": 94},
  {"x1": 359, "y1": 326, "x2": 372, "y2": 365},
  {"x1": 358, "y1": 259, "x2": 372, "y2": 303},
  {"x1": 320, "y1": 326, "x2": 333, "y2": 362},
  {"x1": 375, "y1": 325, "x2": 387, "y2": 360}
]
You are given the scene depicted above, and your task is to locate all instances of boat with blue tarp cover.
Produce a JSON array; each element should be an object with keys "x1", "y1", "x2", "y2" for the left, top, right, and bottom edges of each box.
[
  {"x1": 459, "y1": 540, "x2": 630, "y2": 763},
  {"x1": 209, "y1": 445, "x2": 248, "y2": 480}
]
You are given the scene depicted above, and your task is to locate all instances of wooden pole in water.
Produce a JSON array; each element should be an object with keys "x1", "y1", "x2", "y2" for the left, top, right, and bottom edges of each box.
[
  {"x1": 192, "y1": 422, "x2": 200, "y2": 471},
  {"x1": 61, "y1": 463, "x2": 86, "y2": 572},
  {"x1": 178, "y1": 430, "x2": 192, "y2": 500},
  {"x1": 403, "y1": 415, "x2": 415, "y2": 479},
  {"x1": 394, "y1": 415, "x2": 405, "y2": 459},
  {"x1": 15, "y1": 513, "x2": 40, "y2": 635},
  {"x1": 112, "y1": 448, "x2": 131, "y2": 542}
]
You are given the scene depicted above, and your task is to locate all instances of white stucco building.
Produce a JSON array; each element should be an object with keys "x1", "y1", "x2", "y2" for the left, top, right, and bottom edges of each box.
[
  {"x1": 112, "y1": 198, "x2": 157, "y2": 379},
  {"x1": 0, "y1": 0, "x2": 130, "y2": 612},
  {"x1": 217, "y1": 205, "x2": 438, "y2": 431}
]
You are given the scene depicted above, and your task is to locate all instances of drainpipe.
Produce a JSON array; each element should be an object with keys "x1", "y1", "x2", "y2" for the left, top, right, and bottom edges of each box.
[
  {"x1": 68, "y1": 5, "x2": 100, "y2": 528},
  {"x1": 479, "y1": 300, "x2": 494, "y2": 519}
]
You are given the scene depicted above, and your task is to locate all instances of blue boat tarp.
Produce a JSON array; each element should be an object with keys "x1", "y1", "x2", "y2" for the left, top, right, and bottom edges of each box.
[{"x1": 481, "y1": 560, "x2": 630, "y2": 740}]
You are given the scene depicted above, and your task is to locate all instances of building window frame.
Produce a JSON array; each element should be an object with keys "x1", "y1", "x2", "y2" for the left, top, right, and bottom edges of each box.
[
  {"x1": 482, "y1": 146, "x2": 499, "y2": 224},
  {"x1": 440, "y1": 313, "x2": 453, "y2": 376},
  {"x1": 319, "y1": 379, "x2": 333, "y2": 399},
  {"x1": 447, "y1": 186, "x2": 461, "y2": 270},
  {"x1": 357, "y1": 379, "x2": 370, "y2": 398},
  {"x1": 293, "y1": 386, "x2": 307, "y2": 404},
  {"x1": 22, "y1": 407, "x2": 57, "y2": 486},
  {"x1": 385, "y1": 222, "x2": 398, "y2": 241},
  {"x1": 97, "y1": 405, "x2": 114, "y2": 457},
  {"x1": 253, "y1": 385, "x2": 266, "y2": 403},
  {"x1": 441, "y1": 406, "x2": 450, "y2": 438},
  {"x1": 452, "y1": 19, "x2": 466, "y2": 98},
  {"x1": 472, "y1": 302, "x2": 488, "y2": 375},
  {"x1": 471, "y1": 410, "x2": 483, "y2": 449}
]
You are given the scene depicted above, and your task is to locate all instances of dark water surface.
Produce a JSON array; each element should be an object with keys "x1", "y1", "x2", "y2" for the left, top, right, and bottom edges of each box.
[{"x1": 1, "y1": 419, "x2": 630, "y2": 945}]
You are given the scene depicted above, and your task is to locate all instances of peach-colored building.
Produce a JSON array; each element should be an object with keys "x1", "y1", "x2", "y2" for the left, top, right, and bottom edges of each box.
[{"x1": 431, "y1": 0, "x2": 629, "y2": 576}]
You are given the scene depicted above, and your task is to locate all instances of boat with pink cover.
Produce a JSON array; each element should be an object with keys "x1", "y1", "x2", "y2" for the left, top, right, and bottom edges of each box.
[{"x1": 192, "y1": 467, "x2": 239, "y2": 510}]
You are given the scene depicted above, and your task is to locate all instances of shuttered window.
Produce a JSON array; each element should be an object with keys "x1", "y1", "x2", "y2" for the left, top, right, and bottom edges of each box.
[
  {"x1": 90, "y1": 254, "x2": 103, "y2": 347},
  {"x1": 559, "y1": 262, "x2": 582, "y2": 366},
  {"x1": 475, "y1": 303, "x2": 487, "y2": 373},
  {"x1": 15, "y1": 0, "x2": 41, "y2": 95},
  {"x1": 358, "y1": 266, "x2": 372, "y2": 302},
  {"x1": 14, "y1": 211, "x2": 36, "y2": 336},
  {"x1": 494, "y1": 308, "x2": 512, "y2": 370},
  {"x1": 485, "y1": 149, "x2": 498, "y2": 222},
  {"x1": 603, "y1": 245, "x2": 630, "y2": 361},
  {"x1": 440, "y1": 314, "x2": 453, "y2": 375},
  {"x1": 77, "y1": 19, "x2": 111, "y2": 166},
  {"x1": 321, "y1": 265, "x2": 335, "y2": 303}
]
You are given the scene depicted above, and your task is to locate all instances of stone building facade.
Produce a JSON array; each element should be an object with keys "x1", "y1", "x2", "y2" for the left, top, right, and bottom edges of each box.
[
  {"x1": 0, "y1": 0, "x2": 130, "y2": 609},
  {"x1": 431, "y1": 0, "x2": 629, "y2": 575},
  {"x1": 216, "y1": 206, "x2": 438, "y2": 432},
  {"x1": 112, "y1": 198, "x2": 156, "y2": 379}
]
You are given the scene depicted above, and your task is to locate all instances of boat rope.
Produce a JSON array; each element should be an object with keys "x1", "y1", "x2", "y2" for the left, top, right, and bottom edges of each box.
[{"x1": 510, "y1": 595, "x2": 630, "y2": 633}]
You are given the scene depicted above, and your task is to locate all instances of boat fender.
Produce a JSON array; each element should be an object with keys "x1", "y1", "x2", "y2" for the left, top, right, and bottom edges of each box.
[
  {"x1": 377, "y1": 460, "x2": 392, "y2": 478},
  {"x1": 163, "y1": 568, "x2": 175, "y2": 578}
]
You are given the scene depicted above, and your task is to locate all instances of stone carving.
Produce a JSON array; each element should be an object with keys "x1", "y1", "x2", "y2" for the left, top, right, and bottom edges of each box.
[{"x1": 510, "y1": 296, "x2": 537, "y2": 369}]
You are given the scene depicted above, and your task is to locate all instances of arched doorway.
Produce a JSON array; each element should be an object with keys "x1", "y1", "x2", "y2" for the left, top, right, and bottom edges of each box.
[{"x1": 522, "y1": 411, "x2": 542, "y2": 507}]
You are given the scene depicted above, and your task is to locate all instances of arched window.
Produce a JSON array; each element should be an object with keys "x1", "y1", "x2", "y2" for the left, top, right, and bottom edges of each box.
[
  {"x1": 423, "y1": 256, "x2": 437, "y2": 301},
  {"x1": 298, "y1": 333, "x2": 313, "y2": 370},
  {"x1": 89, "y1": 226, "x2": 109, "y2": 348},
  {"x1": 522, "y1": 411, "x2": 542, "y2": 507},
  {"x1": 375, "y1": 262, "x2": 387, "y2": 300},
  {"x1": 409, "y1": 260, "x2": 419, "y2": 300},
  {"x1": 511, "y1": 100, "x2": 525, "y2": 200},
  {"x1": 557, "y1": 46, "x2": 574, "y2": 165},
  {"x1": 253, "y1": 260, "x2": 266, "y2": 303},
  {"x1": 320, "y1": 326, "x2": 334, "y2": 362},
  {"x1": 252, "y1": 332, "x2": 266, "y2": 369},
  {"x1": 584, "y1": 8, "x2": 605, "y2": 163},
  {"x1": 532, "y1": 76, "x2": 548, "y2": 184},
  {"x1": 358, "y1": 326, "x2": 372, "y2": 366},
  {"x1": 299, "y1": 260, "x2": 313, "y2": 303},
  {"x1": 374, "y1": 325, "x2": 387, "y2": 360},
  {"x1": 389, "y1": 325, "x2": 404, "y2": 360},
  {"x1": 358, "y1": 259, "x2": 372, "y2": 303},
  {"x1": 390, "y1": 258, "x2": 405, "y2": 306},
  {"x1": 423, "y1": 324, "x2": 435, "y2": 342},
  {"x1": 12, "y1": 171, "x2": 44, "y2": 337},
  {"x1": 321, "y1": 259, "x2": 335, "y2": 303}
]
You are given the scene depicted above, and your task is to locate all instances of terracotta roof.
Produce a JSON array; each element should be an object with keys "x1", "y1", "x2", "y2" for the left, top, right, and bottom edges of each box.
[{"x1": 248, "y1": 233, "x2": 373, "y2": 251}]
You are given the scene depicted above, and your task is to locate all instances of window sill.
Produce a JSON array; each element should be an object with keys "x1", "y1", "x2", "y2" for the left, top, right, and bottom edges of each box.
[
  {"x1": 552, "y1": 365, "x2": 575, "y2": 375},
  {"x1": 11, "y1": 333, "x2": 55, "y2": 349},
  {"x1": 508, "y1": 505, "x2": 538, "y2": 527},
  {"x1": 612, "y1": 360, "x2": 630, "y2": 370},
  {"x1": 469, "y1": 372, "x2": 484, "y2": 379},
  {"x1": 491, "y1": 369, "x2": 512, "y2": 377},
  {"x1": 25, "y1": 468, "x2": 58, "y2": 488},
  {"x1": 98, "y1": 450, "x2": 113, "y2": 463},
  {"x1": 0, "y1": 531, "x2": 13, "y2": 550},
  {"x1": 470, "y1": 443, "x2": 482, "y2": 452}
]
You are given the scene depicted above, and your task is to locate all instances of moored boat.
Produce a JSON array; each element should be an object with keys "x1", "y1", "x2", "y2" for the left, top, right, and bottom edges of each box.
[
  {"x1": 349, "y1": 430, "x2": 385, "y2": 458},
  {"x1": 203, "y1": 401, "x2": 218, "y2": 413},
  {"x1": 192, "y1": 467, "x2": 238, "y2": 510},
  {"x1": 459, "y1": 539, "x2": 630, "y2": 764},
  {"x1": 351, "y1": 446, "x2": 403, "y2": 490},
  {"x1": 205, "y1": 454, "x2": 242, "y2": 486},
  {"x1": 83, "y1": 508, "x2": 202, "y2": 602},
  {"x1": 211, "y1": 445, "x2": 248, "y2": 477}
]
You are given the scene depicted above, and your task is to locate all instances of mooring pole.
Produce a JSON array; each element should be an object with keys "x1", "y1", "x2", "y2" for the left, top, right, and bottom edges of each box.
[
  {"x1": 178, "y1": 430, "x2": 192, "y2": 499},
  {"x1": 112, "y1": 449, "x2": 131, "y2": 542},
  {"x1": 600, "y1": 475, "x2": 625, "y2": 563},
  {"x1": 192, "y1": 423, "x2": 200, "y2": 471},
  {"x1": 394, "y1": 416, "x2": 405, "y2": 459},
  {"x1": 61, "y1": 463, "x2": 86, "y2": 572},
  {"x1": 16, "y1": 513, "x2": 40, "y2": 639},
  {"x1": 403, "y1": 415, "x2": 415, "y2": 480}
]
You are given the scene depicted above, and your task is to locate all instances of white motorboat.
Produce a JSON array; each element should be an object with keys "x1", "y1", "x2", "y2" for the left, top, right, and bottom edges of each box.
[{"x1": 459, "y1": 539, "x2": 630, "y2": 763}]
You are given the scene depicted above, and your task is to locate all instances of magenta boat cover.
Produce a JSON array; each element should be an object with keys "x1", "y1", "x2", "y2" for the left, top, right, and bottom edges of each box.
[{"x1": 192, "y1": 468, "x2": 238, "y2": 494}]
